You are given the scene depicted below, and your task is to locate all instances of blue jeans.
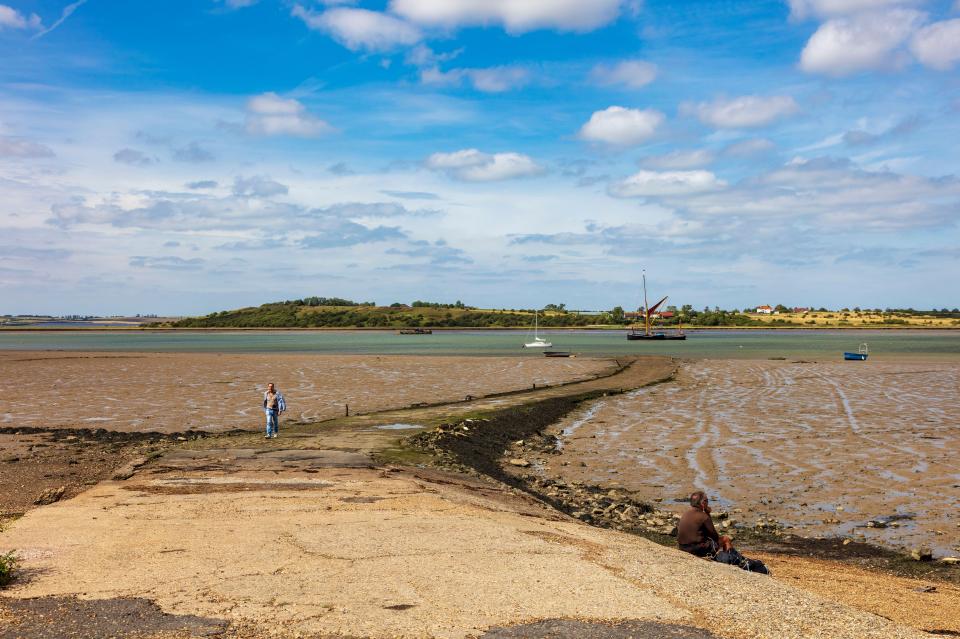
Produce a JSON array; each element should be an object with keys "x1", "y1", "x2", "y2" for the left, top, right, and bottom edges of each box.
[{"x1": 265, "y1": 409, "x2": 279, "y2": 436}]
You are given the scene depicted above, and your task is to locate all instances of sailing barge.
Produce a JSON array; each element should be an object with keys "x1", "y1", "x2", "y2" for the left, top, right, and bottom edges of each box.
[{"x1": 627, "y1": 272, "x2": 686, "y2": 341}]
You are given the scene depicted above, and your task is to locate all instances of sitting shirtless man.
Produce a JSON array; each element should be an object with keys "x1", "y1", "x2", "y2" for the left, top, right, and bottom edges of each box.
[{"x1": 677, "y1": 490, "x2": 731, "y2": 557}]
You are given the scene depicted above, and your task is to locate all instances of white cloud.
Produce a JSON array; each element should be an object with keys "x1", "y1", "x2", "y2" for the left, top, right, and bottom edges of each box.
[
  {"x1": 244, "y1": 92, "x2": 331, "y2": 137},
  {"x1": 113, "y1": 148, "x2": 156, "y2": 166},
  {"x1": 788, "y1": 0, "x2": 924, "y2": 20},
  {"x1": 405, "y1": 44, "x2": 462, "y2": 67},
  {"x1": 420, "y1": 65, "x2": 530, "y2": 92},
  {"x1": 467, "y1": 66, "x2": 531, "y2": 92},
  {"x1": 578, "y1": 106, "x2": 665, "y2": 146},
  {"x1": 292, "y1": 5, "x2": 421, "y2": 51},
  {"x1": 683, "y1": 95, "x2": 800, "y2": 128},
  {"x1": 609, "y1": 170, "x2": 726, "y2": 197},
  {"x1": 31, "y1": 0, "x2": 86, "y2": 40},
  {"x1": 724, "y1": 138, "x2": 776, "y2": 156},
  {"x1": 0, "y1": 4, "x2": 41, "y2": 30},
  {"x1": 590, "y1": 60, "x2": 658, "y2": 89},
  {"x1": 389, "y1": 0, "x2": 625, "y2": 33},
  {"x1": 640, "y1": 149, "x2": 715, "y2": 170},
  {"x1": 425, "y1": 149, "x2": 545, "y2": 181},
  {"x1": 672, "y1": 157, "x2": 960, "y2": 231},
  {"x1": 799, "y1": 9, "x2": 925, "y2": 75},
  {"x1": 910, "y1": 19, "x2": 960, "y2": 69},
  {"x1": 233, "y1": 175, "x2": 289, "y2": 198},
  {"x1": 0, "y1": 136, "x2": 54, "y2": 158}
]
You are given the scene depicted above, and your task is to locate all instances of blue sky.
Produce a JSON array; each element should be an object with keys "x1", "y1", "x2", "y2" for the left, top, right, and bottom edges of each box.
[{"x1": 1, "y1": 0, "x2": 959, "y2": 315}]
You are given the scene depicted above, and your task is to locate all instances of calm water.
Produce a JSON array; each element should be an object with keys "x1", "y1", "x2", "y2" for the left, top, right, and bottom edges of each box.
[{"x1": 1, "y1": 329, "x2": 958, "y2": 359}]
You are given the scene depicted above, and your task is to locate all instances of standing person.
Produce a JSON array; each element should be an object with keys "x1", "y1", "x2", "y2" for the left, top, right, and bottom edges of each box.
[
  {"x1": 262, "y1": 382, "x2": 285, "y2": 438},
  {"x1": 677, "y1": 490, "x2": 729, "y2": 557}
]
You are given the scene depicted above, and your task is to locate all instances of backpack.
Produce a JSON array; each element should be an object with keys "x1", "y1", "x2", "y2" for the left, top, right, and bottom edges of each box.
[{"x1": 714, "y1": 549, "x2": 770, "y2": 575}]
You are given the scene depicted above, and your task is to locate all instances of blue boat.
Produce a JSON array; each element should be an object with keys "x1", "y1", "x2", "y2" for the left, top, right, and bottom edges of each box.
[{"x1": 844, "y1": 343, "x2": 869, "y2": 361}]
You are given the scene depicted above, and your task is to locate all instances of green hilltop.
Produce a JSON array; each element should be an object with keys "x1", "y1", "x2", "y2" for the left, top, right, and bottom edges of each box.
[
  {"x1": 161, "y1": 298, "x2": 610, "y2": 329},
  {"x1": 156, "y1": 298, "x2": 960, "y2": 330}
]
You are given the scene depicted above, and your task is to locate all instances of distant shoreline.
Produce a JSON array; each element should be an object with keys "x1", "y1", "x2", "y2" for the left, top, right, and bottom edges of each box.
[{"x1": 2, "y1": 325, "x2": 959, "y2": 332}]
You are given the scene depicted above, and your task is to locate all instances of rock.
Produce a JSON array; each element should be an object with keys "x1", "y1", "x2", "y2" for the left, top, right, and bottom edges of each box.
[
  {"x1": 111, "y1": 456, "x2": 149, "y2": 481},
  {"x1": 842, "y1": 539, "x2": 852, "y2": 545},
  {"x1": 508, "y1": 459, "x2": 530, "y2": 467},
  {"x1": 34, "y1": 486, "x2": 66, "y2": 505},
  {"x1": 910, "y1": 547, "x2": 933, "y2": 562},
  {"x1": 939, "y1": 557, "x2": 960, "y2": 565}
]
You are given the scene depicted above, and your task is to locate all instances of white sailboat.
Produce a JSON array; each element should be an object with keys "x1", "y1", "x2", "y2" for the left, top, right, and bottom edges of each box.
[{"x1": 522, "y1": 311, "x2": 552, "y2": 348}]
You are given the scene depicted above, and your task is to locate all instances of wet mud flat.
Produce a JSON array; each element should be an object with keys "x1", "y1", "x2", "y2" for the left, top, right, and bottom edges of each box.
[
  {"x1": 2, "y1": 356, "x2": 959, "y2": 638},
  {"x1": 545, "y1": 359, "x2": 960, "y2": 557},
  {"x1": 0, "y1": 351, "x2": 614, "y2": 434},
  {"x1": 407, "y1": 390, "x2": 960, "y2": 588}
]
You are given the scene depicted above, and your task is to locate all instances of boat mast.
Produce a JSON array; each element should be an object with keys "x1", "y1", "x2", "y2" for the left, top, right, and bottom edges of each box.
[{"x1": 643, "y1": 270, "x2": 650, "y2": 336}]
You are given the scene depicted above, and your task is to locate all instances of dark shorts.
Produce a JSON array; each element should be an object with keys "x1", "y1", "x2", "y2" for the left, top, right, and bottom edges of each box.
[{"x1": 679, "y1": 539, "x2": 719, "y2": 558}]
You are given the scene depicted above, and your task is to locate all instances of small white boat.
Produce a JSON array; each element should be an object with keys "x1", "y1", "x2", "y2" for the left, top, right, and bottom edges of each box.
[{"x1": 522, "y1": 311, "x2": 552, "y2": 349}]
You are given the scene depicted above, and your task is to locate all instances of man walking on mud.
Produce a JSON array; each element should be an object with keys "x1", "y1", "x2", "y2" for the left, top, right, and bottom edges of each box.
[{"x1": 263, "y1": 382, "x2": 285, "y2": 438}]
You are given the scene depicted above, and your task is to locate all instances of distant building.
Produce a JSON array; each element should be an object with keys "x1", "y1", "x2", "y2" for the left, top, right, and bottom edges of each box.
[
  {"x1": 793, "y1": 307, "x2": 810, "y2": 314},
  {"x1": 624, "y1": 310, "x2": 674, "y2": 320},
  {"x1": 756, "y1": 305, "x2": 773, "y2": 314}
]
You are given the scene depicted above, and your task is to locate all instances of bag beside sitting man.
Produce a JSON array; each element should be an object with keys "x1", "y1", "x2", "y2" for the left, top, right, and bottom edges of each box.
[{"x1": 677, "y1": 490, "x2": 770, "y2": 575}]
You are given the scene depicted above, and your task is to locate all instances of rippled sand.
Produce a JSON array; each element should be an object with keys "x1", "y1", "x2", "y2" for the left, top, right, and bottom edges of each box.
[
  {"x1": 551, "y1": 359, "x2": 960, "y2": 555},
  {"x1": 0, "y1": 352, "x2": 613, "y2": 434}
]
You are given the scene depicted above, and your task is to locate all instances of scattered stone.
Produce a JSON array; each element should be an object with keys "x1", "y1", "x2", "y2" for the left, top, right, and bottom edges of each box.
[
  {"x1": 508, "y1": 459, "x2": 530, "y2": 468},
  {"x1": 34, "y1": 486, "x2": 65, "y2": 505},
  {"x1": 910, "y1": 547, "x2": 933, "y2": 562},
  {"x1": 939, "y1": 557, "x2": 960, "y2": 565}
]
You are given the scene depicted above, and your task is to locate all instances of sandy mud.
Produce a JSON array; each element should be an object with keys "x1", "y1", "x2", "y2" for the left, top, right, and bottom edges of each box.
[
  {"x1": 0, "y1": 352, "x2": 614, "y2": 434},
  {"x1": 546, "y1": 359, "x2": 960, "y2": 556}
]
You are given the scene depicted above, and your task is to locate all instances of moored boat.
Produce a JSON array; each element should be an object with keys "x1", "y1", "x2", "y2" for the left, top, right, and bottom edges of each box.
[
  {"x1": 844, "y1": 343, "x2": 869, "y2": 360},
  {"x1": 627, "y1": 272, "x2": 687, "y2": 341},
  {"x1": 522, "y1": 311, "x2": 552, "y2": 348}
]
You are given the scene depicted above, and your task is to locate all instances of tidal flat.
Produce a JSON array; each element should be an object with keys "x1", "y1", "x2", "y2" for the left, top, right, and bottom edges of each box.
[
  {"x1": 0, "y1": 351, "x2": 615, "y2": 434},
  {"x1": 546, "y1": 358, "x2": 960, "y2": 556}
]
